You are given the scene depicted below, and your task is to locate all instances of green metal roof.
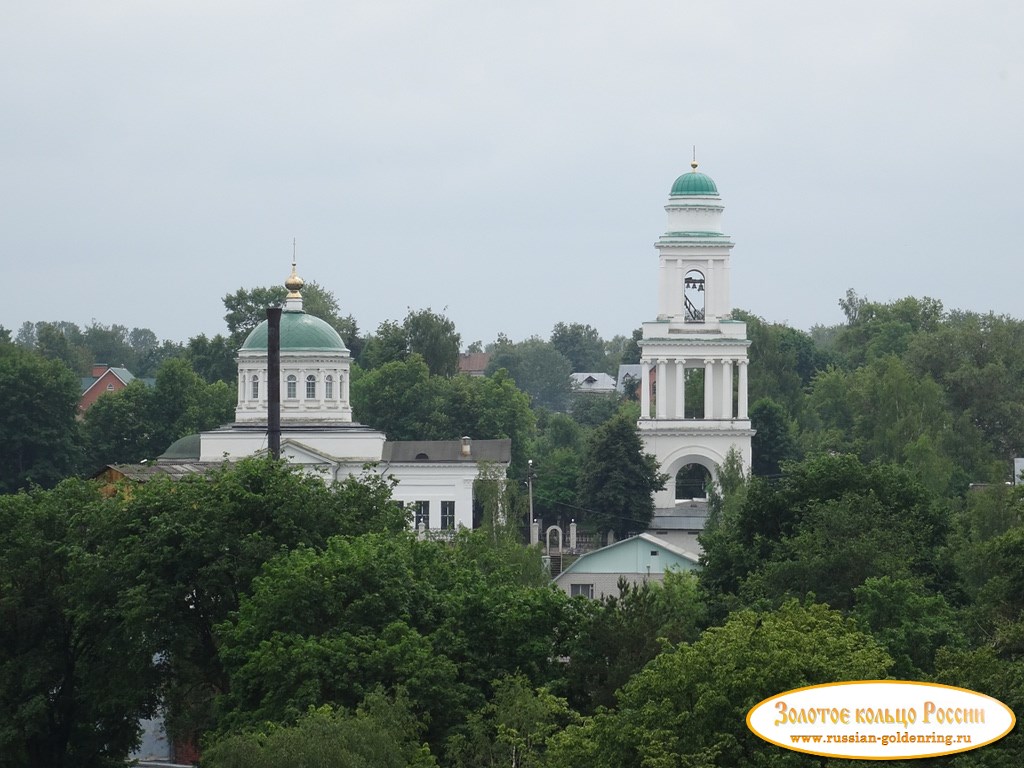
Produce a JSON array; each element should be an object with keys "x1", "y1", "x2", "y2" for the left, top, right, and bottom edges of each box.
[
  {"x1": 670, "y1": 171, "x2": 719, "y2": 196},
  {"x1": 241, "y1": 310, "x2": 348, "y2": 352}
]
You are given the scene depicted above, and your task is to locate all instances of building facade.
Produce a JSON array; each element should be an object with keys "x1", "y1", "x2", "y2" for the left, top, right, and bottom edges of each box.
[{"x1": 156, "y1": 264, "x2": 509, "y2": 531}]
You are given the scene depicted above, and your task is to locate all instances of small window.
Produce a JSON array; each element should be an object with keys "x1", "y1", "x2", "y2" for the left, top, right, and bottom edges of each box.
[
  {"x1": 305, "y1": 374, "x2": 316, "y2": 399},
  {"x1": 251, "y1": 375, "x2": 259, "y2": 400},
  {"x1": 650, "y1": 550, "x2": 659, "y2": 557},
  {"x1": 570, "y1": 583, "x2": 594, "y2": 599},
  {"x1": 325, "y1": 375, "x2": 334, "y2": 399},
  {"x1": 106, "y1": 383, "x2": 115, "y2": 391},
  {"x1": 414, "y1": 500, "x2": 429, "y2": 530},
  {"x1": 441, "y1": 501, "x2": 455, "y2": 530},
  {"x1": 286, "y1": 375, "x2": 297, "y2": 399}
]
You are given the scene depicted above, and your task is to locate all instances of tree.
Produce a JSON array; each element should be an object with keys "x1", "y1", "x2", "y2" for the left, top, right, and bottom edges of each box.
[
  {"x1": 561, "y1": 572, "x2": 704, "y2": 715},
  {"x1": 185, "y1": 333, "x2": 236, "y2": 383},
  {"x1": 446, "y1": 673, "x2": 578, "y2": 768},
  {"x1": 111, "y1": 459, "x2": 409, "y2": 745},
  {"x1": 852, "y1": 575, "x2": 964, "y2": 678},
  {"x1": 81, "y1": 380, "x2": 157, "y2": 467},
  {"x1": 749, "y1": 397, "x2": 797, "y2": 476},
  {"x1": 35, "y1": 322, "x2": 90, "y2": 374},
  {"x1": 359, "y1": 319, "x2": 409, "y2": 369},
  {"x1": 698, "y1": 453, "x2": 949, "y2": 612},
  {"x1": 0, "y1": 480, "x2": 160, "y2": 767},
  {"x1": 214, "y1": 526, "x2": 570, "y2": 752},
  {"x1": 548, "y1": 600, "x2": 892, "y2": 768},
  {"x1": 0, "y1": 342, "x2": 81, "y2": 492},
  {"x1": 486, "y1": 337, "x2": 573, "y2": 412},
  {"x1": 404, "y1": 308, "x2": 460, "y2": 377},
  {"x1": 352, "y1": 356, "x2": 535, "y2": 471},
  {"x1": 203, "y1": 690, "x2": 437, "y2": 768},
  {"x1": 550, "y1": 322, "x2": 606, "y2": 373},
  {"x1": 577, "y1": 413, "x2": 666, "y2": 539},
  {"x1": 604, "y1": 328, "x2": 641, "y2": 369}
]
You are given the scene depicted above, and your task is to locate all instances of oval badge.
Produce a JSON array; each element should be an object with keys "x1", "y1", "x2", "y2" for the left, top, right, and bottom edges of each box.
[{"x1": 746, "y1": 681, "x2": 1015, "y2": 760}]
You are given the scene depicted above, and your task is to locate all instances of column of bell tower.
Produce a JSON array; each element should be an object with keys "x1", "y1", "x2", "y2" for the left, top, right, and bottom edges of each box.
[{"x1": 638, "y1": 161, "x2": 754, "y2": 510}]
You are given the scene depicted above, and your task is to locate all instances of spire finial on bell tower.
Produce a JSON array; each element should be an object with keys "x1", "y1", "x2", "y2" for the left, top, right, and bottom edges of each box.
[{"x1": 691, "y1": 145, "x2": 698, "y2": 172}]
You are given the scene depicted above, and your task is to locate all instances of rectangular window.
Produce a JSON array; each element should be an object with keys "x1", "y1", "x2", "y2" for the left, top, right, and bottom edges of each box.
[
  {"x1": 306, "y1": 375, "x2": 316, "y2": 399},
  {"x1": 325, "y1": 376, "x2": 334, "y2": 399},
  {"x1": 570, "y1": 583, "x2": 594, "y2": 599},
  {"x1": 414, "y1": 500, "x2": 429, "y2": 530},
  {"x1": 441, "y1": 501, "x2": 455, "y2": 530},
  {"x1": 286, "y1": 375, "x2": 297, "y2": 399}
]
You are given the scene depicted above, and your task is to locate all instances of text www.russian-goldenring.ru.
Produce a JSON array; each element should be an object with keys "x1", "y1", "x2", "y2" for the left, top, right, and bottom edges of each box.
[{"x1": 790, "y1": 732, "x2": 972, "y2": 747}]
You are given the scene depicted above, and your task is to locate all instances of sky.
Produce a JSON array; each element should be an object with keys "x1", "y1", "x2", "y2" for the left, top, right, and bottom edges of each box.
[{"x1": 2, "y1": 2, "x2": 1022, "y2": 348}]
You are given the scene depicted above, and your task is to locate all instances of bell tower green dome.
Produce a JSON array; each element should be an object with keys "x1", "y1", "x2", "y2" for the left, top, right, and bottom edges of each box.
[{"x1": 670, "y1": 161, "x2": 719, "y2": 196}]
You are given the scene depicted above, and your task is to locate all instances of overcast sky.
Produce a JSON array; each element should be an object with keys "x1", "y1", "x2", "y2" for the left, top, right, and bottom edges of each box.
[{"x1": 2, "y1": 2, "x2": 1021, "y2": 348}]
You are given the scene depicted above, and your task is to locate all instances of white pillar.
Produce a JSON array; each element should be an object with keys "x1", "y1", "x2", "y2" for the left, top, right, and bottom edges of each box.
[
  {"x1": 704, "y1": 359, "x2": 714, "y2": 419},
  {"x1": 656, "y1": 359, "x2": 667, "y2": 419},
  {"x1": 738, "y1": 360, "x2": 749, "y2": 419},
  {"x1": 640, "y1": 361, "x2": 651, "y2": 418},
  {"x1": 722, "y1": 359, "x2": 734, "y2": 419},
  {"x1": 675, "y1": 360, "x2": 685, "y2": 418}
]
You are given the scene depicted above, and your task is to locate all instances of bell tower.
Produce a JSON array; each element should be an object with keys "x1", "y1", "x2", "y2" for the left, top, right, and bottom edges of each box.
[{"x1": 639, "y1": 160, "x2": 753, "y2": 508}]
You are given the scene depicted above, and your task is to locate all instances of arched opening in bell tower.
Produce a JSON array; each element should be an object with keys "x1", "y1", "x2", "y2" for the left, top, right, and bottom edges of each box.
[
  {"x1": 675, "y1": 462, "x2": 712, "y2": 501},
  {"x1": 684, "y1": 270, "x2": 705, "y2": 323}
]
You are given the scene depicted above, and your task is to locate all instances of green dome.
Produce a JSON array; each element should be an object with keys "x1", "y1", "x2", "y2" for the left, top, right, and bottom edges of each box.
[
  {"x1": 670, "y1": 170, "x2": 719, "y2": 196},
  {"x1": 241, "y1": 310, "x2": 348, "y2": 352},
  {"x1": 160, "y1": 433, "x2": 201, "y2": 460}
]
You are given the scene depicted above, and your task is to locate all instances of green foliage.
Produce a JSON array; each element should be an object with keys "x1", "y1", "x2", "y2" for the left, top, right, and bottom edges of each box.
[
  {"x1": 749, "y1": 397, "x2": 797, "y2": 477},
  {"x1": 852, "y1": 575, "x2": 964, "y2": 678},
  {"x1": 699, "y1": 453, "x2": 947, "y2": 612},
  {"x1": 81, "y1": 357, "x2": 235, "y2": 468},
  {"x1": 114, "y1": 459, "x2": 407, "y2": 742},
  {"x1": 577, "y1": 413, "x2": 667, "y2": 538},
  {"x1": 548, "y1": 600, "x2": 892, "y2": 768},
  {"x1": 487, "y1": 336, "x2": 574, "y2": 412},
  {"x1": 360, "y1": 308, "x2": 460, "y2": 376},
  {"x1": 561, "y1": 572, "x2": 705, "y2": 714},
  {"x1": 0, "y1": 480, "x2": 159, "y2": 768},
  {"x1": 804, "y1": 356, "x2": 983, "y2": 494},
  {"x1": 550, "y1": 322, "x2": 607, "y2": 373},
  {"x1": 214, "y1": 527, "x2": 571, "y2": 751},
  {"x1": 446, "y1": 673, "x2": 578, "y2": 768},
  {"x1": 734, "y1": 309, "x2": 828, "y2": 416},
  {"x1": 352, "y1": 356, "x2": 535, "y2": 471},
  {"x1": 185, "y1": 332, "x2": 237, "y2": 383},
  {"x1": 405, "y1": 308, "x2": 461, "y2": 377},
  {"x1": 0, "y1": 341, "x2": 81, "y2": 492},
  {"x1": 568, "y1": 392, "x2": 622, "y2": 427},
  {"x1": 203, "y1": 690, "x2": 437, "y2": 768}
]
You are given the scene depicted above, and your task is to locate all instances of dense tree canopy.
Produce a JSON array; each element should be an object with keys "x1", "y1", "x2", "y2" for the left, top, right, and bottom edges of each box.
[
  {"x1": 0, "y1": 480, "x2": 159, "y2": 768},
  {"x1": 0, "y1": 342, "x2": 81, "y2": 492},
  {"x1": 577, "y1": 413, "x2": 666, "y2": 539},
  {"x1": 486, "y1": 336, "x2": 573, "y2": 412}
]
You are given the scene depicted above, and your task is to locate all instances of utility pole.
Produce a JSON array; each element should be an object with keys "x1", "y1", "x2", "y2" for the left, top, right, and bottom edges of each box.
[{"x1": 527, "y1": 458, "x2": 535, "y2": 528}]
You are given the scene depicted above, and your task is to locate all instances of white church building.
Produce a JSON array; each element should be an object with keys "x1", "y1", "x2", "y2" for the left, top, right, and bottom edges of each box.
[
  {"x1": 155, "y1": 265, "x2": 510, "y2": 532},
  {"x1": 636, "y1": 161, "x2": 754, "y2": 546}
]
